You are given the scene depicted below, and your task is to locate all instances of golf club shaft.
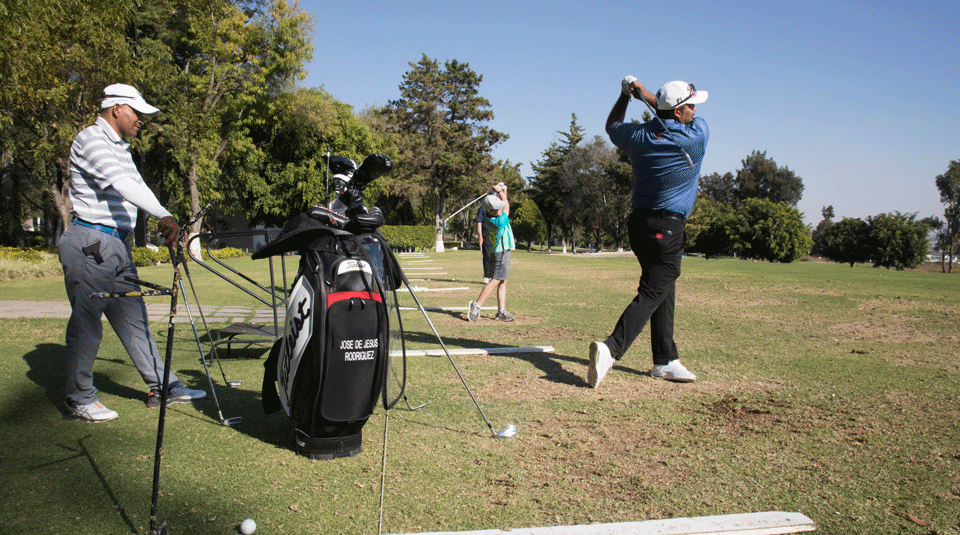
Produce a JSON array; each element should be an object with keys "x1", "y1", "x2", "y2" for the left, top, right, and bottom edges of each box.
[
  {"x1": 180, "y1": 258, "x2": 236, "y2": 386},
  {"x1": 442, "y1": 192, "x2": 488, "y2": 230},
  {"x1": 378, "y1": 410, "x2": 389, "y2": 535},
  {"x1": 149, "y1": 205, "x2": 211, "y2": 533},
  {"x1": 635, "y1": 90, "x2": 695, "y2": 170},
  {"x1": 178, "y1": 277, "x2": 238, "y2": 425},
  {"x1": 150, "y1": 257, "x2": 180, "y2": 534},
  {"x1": 399, "y1": 273, "x2": 499, "y2": 436}
]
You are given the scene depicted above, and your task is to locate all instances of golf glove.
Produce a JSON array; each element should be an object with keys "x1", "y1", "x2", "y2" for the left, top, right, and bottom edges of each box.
[
  {"x1": 157, "y1": 216, "x2": 180, "y2": 244},
  {"x1": 621, "y1": 75, "x2": 637, "y2": 97}
]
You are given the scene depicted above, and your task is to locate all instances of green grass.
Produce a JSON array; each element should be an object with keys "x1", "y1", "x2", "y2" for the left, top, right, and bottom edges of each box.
[{"x1": 1, "y1": 251, "x2": 959, "y2": 534}]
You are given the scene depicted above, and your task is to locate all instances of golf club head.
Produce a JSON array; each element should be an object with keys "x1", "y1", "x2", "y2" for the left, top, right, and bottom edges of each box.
[
  {"x1": 227, "y1": 380, "x2": 242, "y2": 387},
  {"x1": 150, "y1": 519, "x2": 167, "y2": 535},
  {"x1": 404, "y1": 398, "x2": 428, "y2": 411},
  {"x1": 495, "y1": 424, "x2": 517, "y2": 438},
  {"x1": 221, "y1": 416, "x2": 242, "y2": 427}
]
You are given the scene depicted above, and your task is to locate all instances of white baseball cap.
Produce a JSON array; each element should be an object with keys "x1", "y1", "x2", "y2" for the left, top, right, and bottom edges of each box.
[
  {"x1": 482, "y1": 190, "x2": 507, "y2": 212},
  {"x1": 655, "y1": 81, "x2": 708, "y2": 110},
  {"x1": 101, "y1": 84, "x2": 160, "y2": 117}
]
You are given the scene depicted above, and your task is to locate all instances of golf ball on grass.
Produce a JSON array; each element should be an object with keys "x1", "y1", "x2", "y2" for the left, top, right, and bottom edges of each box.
[{"x1": 240, "y1": 518, "x2": 256, "y2": 534}]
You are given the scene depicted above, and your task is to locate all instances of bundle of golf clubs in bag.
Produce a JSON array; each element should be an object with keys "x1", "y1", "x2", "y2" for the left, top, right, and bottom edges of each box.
[{"x1": 255, "y1": 153, "x2": 406, "y2": 460}]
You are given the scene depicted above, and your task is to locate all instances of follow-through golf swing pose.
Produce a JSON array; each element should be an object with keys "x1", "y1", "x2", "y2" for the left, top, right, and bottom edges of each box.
[{"x1": 587, "y1": 76, "x2": 709, "y2": 387}]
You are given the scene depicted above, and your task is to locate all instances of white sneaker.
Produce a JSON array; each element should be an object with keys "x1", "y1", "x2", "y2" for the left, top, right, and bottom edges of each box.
[
  {"x1": 650, "y1": 360, "x2": 697, "y2": 382},
  {"x1": 63, "y1": 400, "x2": 119, "y2": 422},
  {"x1": 467, "y1": 301, "x2": 480, "y2": 322},
  {"x1": 588, "y1": 341, "x2": 614, "y2": 388}
]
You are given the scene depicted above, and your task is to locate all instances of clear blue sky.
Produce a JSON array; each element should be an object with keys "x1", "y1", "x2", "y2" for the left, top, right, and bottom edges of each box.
[{"x1": 298, "y1": 0, "x2": 958, "y2": 225}]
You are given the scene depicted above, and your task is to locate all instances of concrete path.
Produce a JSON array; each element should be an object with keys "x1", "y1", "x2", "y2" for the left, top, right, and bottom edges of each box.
[{"x1": 0, "y1": 300, "x2": 276, "y2": 324}]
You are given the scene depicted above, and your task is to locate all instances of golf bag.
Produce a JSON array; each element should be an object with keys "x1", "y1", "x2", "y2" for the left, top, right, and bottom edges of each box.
[{"x1": 255, "y1": 200, "x2": 406, "y2": 460}]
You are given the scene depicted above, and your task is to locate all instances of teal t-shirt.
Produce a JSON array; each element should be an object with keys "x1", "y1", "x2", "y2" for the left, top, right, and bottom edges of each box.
[{"x1": 483, "y1": 212, "x2": 514, "y2": 253}]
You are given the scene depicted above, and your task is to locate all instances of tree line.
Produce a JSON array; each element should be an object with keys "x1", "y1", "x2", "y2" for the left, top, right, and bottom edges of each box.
[
  {"x1": 2, "y1": 0, "x2": 957, "y2": 272},
  {"x1": 1, "y1": 0, "x2": 517, "y2": 248}
]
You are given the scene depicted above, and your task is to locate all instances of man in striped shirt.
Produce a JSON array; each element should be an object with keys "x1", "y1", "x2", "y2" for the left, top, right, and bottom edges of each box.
[{"x1": 58, "y1": 84, "x2": 205, "y2": 422}]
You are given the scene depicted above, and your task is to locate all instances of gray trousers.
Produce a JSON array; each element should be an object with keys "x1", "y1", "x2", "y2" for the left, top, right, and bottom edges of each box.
[{"x1": 59, "y1": 222, "x2": 178, "y2": 406}]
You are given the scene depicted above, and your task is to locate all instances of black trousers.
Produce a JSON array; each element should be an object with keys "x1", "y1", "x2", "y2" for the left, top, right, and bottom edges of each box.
[{"x1": 604, "y1": 209, "x2": 685, "y2": 365}]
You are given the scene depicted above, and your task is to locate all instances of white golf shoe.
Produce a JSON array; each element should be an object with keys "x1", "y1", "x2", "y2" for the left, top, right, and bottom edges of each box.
[
  {"x1": 650, "y1": 360, "x2": 697, "y2": 382},
  {"x1": 63, "y1": 400, "x2": 119, "y2": 422},
  {"x1": 588, "y1": 341, "x2": 614, "y2": 388}
]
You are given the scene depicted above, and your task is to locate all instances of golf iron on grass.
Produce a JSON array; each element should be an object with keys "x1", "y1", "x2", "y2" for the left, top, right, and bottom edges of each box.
[{"x1": 397, "y1": 269, "x2": 517, "y2": 439}]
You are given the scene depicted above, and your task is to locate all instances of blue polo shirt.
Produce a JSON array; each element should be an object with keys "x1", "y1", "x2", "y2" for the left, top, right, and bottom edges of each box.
[{"x1": 607, "y1": 116, "x2": 709, "y2": 218}]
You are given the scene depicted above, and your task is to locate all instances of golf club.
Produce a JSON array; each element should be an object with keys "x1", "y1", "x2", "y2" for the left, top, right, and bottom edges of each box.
[
  {"x1": 180, "y1": 257, "x2": 242, "y2": 388},
  {"x1": 149, "y1": 238, "x2": 182, "y2": 535},
  {"x1": 91, "y1": 211, "x2": 202, "y2": 535},
  {"x1": 441, "y1": 191, "x2": 488, "y2": 231},
  {"x1": 398, "y1": 271, "x2": 516, "y2": 439},
  {"x1": 177, "y1": 278, "x2": 242, "y2": 426},
  {"x1": 633, "y1": 88, "x2": 695, "y2": 170}
]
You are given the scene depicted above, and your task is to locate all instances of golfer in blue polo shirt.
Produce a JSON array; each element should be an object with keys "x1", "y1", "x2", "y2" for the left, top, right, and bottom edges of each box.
[{"x1": 588, "y1": 78, "x2": 709, "y2": 387}]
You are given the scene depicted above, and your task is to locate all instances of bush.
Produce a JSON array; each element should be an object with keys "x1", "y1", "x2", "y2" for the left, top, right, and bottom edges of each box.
[
  {"x1": 131, "y1": 247, "x2": 170, "y2": 267},
  {"x1": 0, "y1": 246, "x2": 43, "y2": 262},
  {"x1": 380, "y1": 226, "x2": 435, "y2": 251},
  {"x1": 203, "y1": 246, "x2": 247, "y2": 260},
  {"x1": 0, "y1": 247, "x2": 62, "y2": 280}
]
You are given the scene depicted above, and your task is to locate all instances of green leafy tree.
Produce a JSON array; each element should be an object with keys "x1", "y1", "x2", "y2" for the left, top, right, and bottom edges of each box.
[
  {"x1": 595, "y1": 143, "x2": 634, "y2": 251},
  {"x1": 686, "y1": 193, "x2": 723, "y2": 252},
  {"x1": 691, "y1": 201, "x2": 738, "y2": 258},
  {"x1": 934, "y1": 159, "x2": 960, "y2": 272},
  {"x1": 731, "y1": 198, "x2": 811, "y2": 262},
  {"x1": 528, "y1": 114, "x2": 584, "y2": 251},
  {"x1": 377, "y1": 55, "x2": 506, "y2": 245},
  {"x1": 866, "y1": 212, "x2": 930, "y2": 270},
  {"x1": 137, "y1": 0, "x2": 313, "y2": 237},
  {"x1": 735, "y1": 150, "x2": 804, "y2": 206},
  {"x1": 810, "y1": 205, "x2": 836, "y2": 255},
  {"x1": 818, "y1": 217, "x2": 871, "y2": 267},
  {"x1": 699, "y1": 171, "x2": 737, "y2": 204},
  {"x1": 0, "y1": 0, "x2": 135, "y2": 243},
  {"x1": 244, "y1": 88, "x2": 385, "y2": 225},
  {"x1": 512, "y1": 198, "x2": 546, "y2": 251},
  {"x1": 559, "y1": 136, "x2": 631, "y2": 252}
]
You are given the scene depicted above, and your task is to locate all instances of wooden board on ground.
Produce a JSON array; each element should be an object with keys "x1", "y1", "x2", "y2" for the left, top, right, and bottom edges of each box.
[
  {"x1": 385, "y1": 511, "x2": 815, "y2": 535},
  {"x1": 390, "y1": 346, "x2": 554, "y2": 357}
]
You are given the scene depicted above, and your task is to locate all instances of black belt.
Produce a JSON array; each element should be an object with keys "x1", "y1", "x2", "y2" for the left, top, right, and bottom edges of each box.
[
  {"x1": 72, "y1": 217, "x2": 130, "y2": 240},
  {"x1": 635, "y1": 208, "x2": 686, "y2": 222}
]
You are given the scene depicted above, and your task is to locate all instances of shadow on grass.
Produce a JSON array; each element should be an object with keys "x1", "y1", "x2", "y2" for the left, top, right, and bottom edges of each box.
[
  {"x1": 22, "y1": 343, "x2": 147, "y2": 410},
  {"x1": 29, "y1": 434, "x2": 139, "y2": 534}
]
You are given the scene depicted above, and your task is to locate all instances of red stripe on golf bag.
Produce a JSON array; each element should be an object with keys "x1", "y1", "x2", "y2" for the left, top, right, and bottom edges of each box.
[{"x1": 326, "y1": 291, "x2": 383, "y2": 306}]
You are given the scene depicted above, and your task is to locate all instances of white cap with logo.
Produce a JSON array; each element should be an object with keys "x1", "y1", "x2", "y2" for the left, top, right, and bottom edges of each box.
[
  {"x1": 656, "y1": 81, "x2": 708, "y2": 110},
  {"x1": 101, "y1": 84, "x2": 160, "y2": 117}
]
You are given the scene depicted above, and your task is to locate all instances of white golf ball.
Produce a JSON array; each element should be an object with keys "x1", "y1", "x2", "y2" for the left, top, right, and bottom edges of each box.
[{"x1": 240, "y1": 518, "x2": 256, "y2": 534}]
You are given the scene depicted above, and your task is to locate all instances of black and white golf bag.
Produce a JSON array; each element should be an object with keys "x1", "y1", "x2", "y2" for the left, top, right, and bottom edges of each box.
[{"x1": 254, "y1": 156, "x2": 406, "y2": 460}]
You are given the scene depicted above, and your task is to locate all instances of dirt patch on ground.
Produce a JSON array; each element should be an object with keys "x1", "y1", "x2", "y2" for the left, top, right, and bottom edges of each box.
[{"x1": 830, "y1": 298, "x2": 960, "y2": 345}]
